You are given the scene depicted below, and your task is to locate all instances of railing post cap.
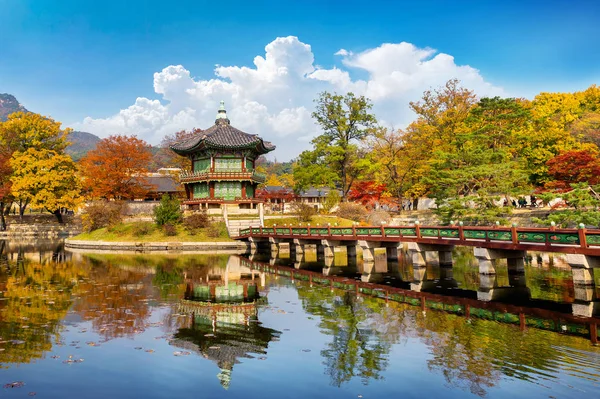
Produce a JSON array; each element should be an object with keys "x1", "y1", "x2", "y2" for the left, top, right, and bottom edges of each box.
[
  {"x1": 414, "y1": 220, "x2": 420, "y2": 225},
  {"x1": 550, "y1": 221, "x2": 556, "y2": 227},
  {"x1": 495, "y1": 221, "x2": 500, "y2": 226},
  {"x1": 579, "y1": 223, "x2": 586, "y2": 229},
  {"x1": 450, "y1": 220, "x2": 454, "y2": 225},
  {"x1": 458, "y1": 221, "x2": 463, "y2": 226},
  {"x1": 512, "y1": 223, "x2": 517, "y2": 227}
]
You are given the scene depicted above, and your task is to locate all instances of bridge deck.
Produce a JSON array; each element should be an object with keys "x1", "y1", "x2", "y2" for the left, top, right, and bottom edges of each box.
[{"x1": 237, "y1": 224, "x2": 600, "y2": 255}]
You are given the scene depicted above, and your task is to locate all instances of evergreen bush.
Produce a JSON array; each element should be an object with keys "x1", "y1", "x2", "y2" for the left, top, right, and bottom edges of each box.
[{"x1": 153, "y1": 195, "x2": 183, "y2": 226}]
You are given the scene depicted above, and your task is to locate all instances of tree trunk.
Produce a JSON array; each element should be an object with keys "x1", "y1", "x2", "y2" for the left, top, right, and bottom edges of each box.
[
  {"x1": 413, "y1": 197, "x2": 419, "y2": 211},
  {"x1": 52, "y1": 209, "x2": 64, "y2": 224},
  {"x1": 0, "y1": 202, "x2": 6, "y2": 231},
  {"x1": 18, "y1": 199, "x2": 29, "y2": 220}
]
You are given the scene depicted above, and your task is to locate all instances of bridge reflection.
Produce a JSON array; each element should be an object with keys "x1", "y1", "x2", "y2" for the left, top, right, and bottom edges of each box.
[{"x1": 243, "y1": 244, "x2": 600, "y2": 344}]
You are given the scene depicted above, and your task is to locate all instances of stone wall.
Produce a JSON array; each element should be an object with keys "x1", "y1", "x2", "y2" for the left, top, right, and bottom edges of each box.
[
  {"x1": 65, "y1": 239, "x2": 249, "y2": 253},
  {"x1": 1, "y1": 214, "x2": 82, "y2": 237}
]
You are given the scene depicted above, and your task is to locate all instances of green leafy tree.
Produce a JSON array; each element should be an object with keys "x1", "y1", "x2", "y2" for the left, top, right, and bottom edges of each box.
[
  {"x1": 294, "y1": 92, "x2": 377, "y2": 199},
  {"x1": 153, "y1": 194, "x2": 183, "y2": 226}
]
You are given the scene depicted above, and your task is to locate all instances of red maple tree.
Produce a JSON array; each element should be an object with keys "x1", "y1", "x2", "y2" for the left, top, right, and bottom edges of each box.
[
  {"x1": 545, "y1": 149, "x2": 600, "y2": 190},
  {"x1": 348, "y1": 181, "x2": 388, "y2": 208}
]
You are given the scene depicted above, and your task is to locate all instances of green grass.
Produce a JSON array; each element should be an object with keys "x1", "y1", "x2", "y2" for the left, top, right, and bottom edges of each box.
[
  {"x1": 263, "y1": 216, "x2": 354, "y2": 227},
  {"x1": 72, "y1": 221, "x2": 233, "y2": 242}
]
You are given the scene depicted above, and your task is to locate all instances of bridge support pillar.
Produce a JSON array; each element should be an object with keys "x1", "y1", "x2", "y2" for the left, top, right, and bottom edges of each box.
[
  {"x1": 407, "y1": 242, "x2": 455, "y2": 267},
  {"x1": 567, "y1": 254, "x2": 600, "y2": 317},
  {"x1": 249, "y1": 237, "x2": 269, "y2": 253},
  {"x1": 358, "y1": 240, "x2": 379, "y2": 263},
  {"x1": 474, "y1": 248, "x2": 526, "y2": 275}
]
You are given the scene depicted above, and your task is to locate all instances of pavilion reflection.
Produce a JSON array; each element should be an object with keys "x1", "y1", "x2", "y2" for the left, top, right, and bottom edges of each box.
[{"x1": 172, "y1": 256, "x2": 281, "y2": 389}]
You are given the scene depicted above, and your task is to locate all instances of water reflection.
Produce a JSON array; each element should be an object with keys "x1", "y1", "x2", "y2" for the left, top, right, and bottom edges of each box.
[{"x1": 0, "y1": 241, "x2": 598, "y2": 399}]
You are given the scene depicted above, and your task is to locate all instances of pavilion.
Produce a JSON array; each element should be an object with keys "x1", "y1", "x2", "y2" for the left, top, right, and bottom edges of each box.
[{"x1": 170, "y1": 101, "x2": 275, "y2": 215}]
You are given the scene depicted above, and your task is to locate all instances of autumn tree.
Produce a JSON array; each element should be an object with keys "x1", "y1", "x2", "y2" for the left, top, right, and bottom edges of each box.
[
  {"x1": 10, "y1": 148, "x2": 83, "y2": 222},
  {"x1": 545, "y1": 149, "x2": 600, "y2": 190},
  {"x1": 80, "y1": 135, "x2": 153, "y2": 200},
  {"x1": 294, "y1": 92, "x2": 377, "y2": 199},
  {"x1": 348, "y1": 181, "x2": 388, "y2": 208},
  {"x1": 0, "y1": 152, "x2": 12, "y2": 230},
  {"x1": 0, "y1": 111, "x2": 71, "y2": 216}
]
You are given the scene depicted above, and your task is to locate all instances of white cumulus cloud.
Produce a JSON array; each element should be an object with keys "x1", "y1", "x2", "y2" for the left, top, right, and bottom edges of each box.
[{"x1": 72, "y1": 36, "x2": 505, "y2": 160}]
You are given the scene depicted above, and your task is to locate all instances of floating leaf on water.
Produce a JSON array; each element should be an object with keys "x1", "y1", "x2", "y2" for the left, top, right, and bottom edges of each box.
[
  {"x1": 51, "y1": 355, "x2": 60, "y2": 359},
  {"x1": 28, "y1": 392, "x2": 36, "y2": 396},
  {"x1": 134, "y1": 347, "x2": 143, "y2": 350},
  {"x1": 3, "y1": 381, "x2": 25, "y2": 388},
  {"x1": 258, "y1": 356, "x2": 267, "y2": 360},
  {"x1": 301, "y1": 349, "x2": 311, "y2": 352},
  {"x1": 145, "y1": 349, "x2": 155, "y2": 353}
]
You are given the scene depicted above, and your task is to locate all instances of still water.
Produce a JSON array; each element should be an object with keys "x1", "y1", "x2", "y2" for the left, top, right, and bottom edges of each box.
[{"x1": 0, "y1": 240, "x2": 599, "y2": 399}]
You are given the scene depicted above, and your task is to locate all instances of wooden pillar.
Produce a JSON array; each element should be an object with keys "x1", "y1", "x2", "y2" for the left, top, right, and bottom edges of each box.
[
  {"x1": 209, "y1": 182, "x2": 215, "y2": 199},
  {"x1": 242, "y1": 182, "x2": 247, "y2": 198}
]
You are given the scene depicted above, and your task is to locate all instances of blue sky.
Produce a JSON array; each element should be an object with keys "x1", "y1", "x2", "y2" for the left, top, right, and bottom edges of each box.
[{"x1": 1, "y1": 0, "x2": 599, "y2": 159}]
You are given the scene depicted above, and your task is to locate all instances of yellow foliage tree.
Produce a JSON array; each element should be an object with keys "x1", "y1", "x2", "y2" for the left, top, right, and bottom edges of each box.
[{"x1": 10, "y1": 148, "x2": 83, "y2": 222}]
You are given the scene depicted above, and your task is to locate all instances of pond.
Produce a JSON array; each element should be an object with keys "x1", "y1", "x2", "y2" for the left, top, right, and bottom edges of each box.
[{"x1": 0, "y1": 240, "x2": 599, "y2": 398}]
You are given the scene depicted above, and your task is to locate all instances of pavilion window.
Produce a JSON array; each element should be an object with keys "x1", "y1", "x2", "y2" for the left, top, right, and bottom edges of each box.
[
  {"x1": 193, "y1": 183, "x2": 209, "y2": 198},
  {"x1": 215, "y1": 182, "x2": 241, "y2": 200},
  {"x1": 193, "y1": 158, "x2": 210, "y2": 173},
  {"x1": 215, "y1": 158, "x2": 242, "y2": 172}
]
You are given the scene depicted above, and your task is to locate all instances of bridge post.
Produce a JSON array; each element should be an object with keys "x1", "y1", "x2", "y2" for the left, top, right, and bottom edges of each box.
[
  {"x1": 406, "y1": 242, "x2": 455, "y2": 267},
  {"x1": 358, "y1": 240, "x2": 378, "y2": 263},
  {"x1": 566, "y1": 254, "x2": 600, "y2": 317},
  {"x1": 474, "y1": 248, "x2": 526, "y2": 275}
]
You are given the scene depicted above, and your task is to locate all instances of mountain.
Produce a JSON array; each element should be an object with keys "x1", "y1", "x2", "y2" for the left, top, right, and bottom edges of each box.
[
  {"x1": 0, "y1": 93, "x2": 28, "y2": 121},
  {"x1": 0, "y1": 93, "x2": 101, "y2": 159},
  {"x1": 66, "y1": 131, "x2": 101, "y2": 160}
]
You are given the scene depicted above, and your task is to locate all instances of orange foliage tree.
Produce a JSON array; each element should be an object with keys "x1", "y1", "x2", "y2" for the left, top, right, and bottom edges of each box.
[
  {"x1": 80, "y1": 135, "x2": 153, "y2": 200},
  {"x1": 545, "y1": 149, "x2": 600, "y2": 190},
  {"x1": 348, "y1": 181, "x2": 388, "y2": 208}
]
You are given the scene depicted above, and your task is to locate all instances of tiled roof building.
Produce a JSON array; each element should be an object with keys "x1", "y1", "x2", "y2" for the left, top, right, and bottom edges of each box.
[{"x1": 171, "y1": 101, "x2": 275, "y2": 212}]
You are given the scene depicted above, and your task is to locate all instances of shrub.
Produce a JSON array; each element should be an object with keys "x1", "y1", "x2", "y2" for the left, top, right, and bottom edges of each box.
[
  {"x1": 163, "y1": 223, "x2": 177, "y2": 236},
  {"x1": 367, "y1": 210, "x2": 392, "y2": 225},
  {"x1": 183, "y1": 212, "x2": 209, "y2": 234},
  {"x1": 336, "y1": 202, "x2": 368, "y2": 222},
  {"x1": 206, "y1": 222, "x2": 228, "y2": 238},
  {"x1": 322, "y1": 190, "x2": 341, "y2": 214},
  {"x1": 153, "y1": 195, "x2": 183, "y2": 226},
  {"x1": 291, "y1": 202, "x2": 316, "y2": 222},
  {"x1": 132, "y1": 221, "x2": 154, "y2": 237},
  {"x1": 81, "y1": 201, "x2": 124, "y2": 232}
]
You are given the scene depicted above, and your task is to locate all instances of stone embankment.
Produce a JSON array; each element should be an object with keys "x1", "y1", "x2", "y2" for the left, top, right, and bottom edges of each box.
[
  {"x1": 64, "y1": 239, "x2": 249, "y2": 253},
  {"x1": 0, "y1": 214, "x2": 82, "y2": 237}
]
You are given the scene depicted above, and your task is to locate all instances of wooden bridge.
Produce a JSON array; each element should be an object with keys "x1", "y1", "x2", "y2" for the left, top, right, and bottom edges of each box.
[
  {"x1": 237, "y1": 224, "x2": 600, "y2": 255},
  {"x1": 237, "y1": 224, "x2": 600, "y2": 318}
]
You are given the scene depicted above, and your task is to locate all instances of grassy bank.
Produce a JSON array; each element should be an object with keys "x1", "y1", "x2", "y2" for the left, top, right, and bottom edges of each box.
[{"x1": 71, "y1": 221, "x2": 233, "y2": 242}]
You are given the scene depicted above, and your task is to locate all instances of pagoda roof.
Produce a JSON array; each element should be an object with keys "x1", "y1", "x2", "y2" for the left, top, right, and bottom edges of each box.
[{"x1": 170, "y1": 102, "x2": 275, "y2": 156}]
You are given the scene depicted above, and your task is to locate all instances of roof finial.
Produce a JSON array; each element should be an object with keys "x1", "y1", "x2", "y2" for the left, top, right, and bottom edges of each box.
[{"x1": 215, "y1": 100, "x2": 230, "y2": 125}]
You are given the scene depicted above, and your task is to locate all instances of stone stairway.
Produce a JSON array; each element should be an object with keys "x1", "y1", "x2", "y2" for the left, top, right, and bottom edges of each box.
[{"x1": 226, "y1": 218, "x2": 262, "y2": 237}]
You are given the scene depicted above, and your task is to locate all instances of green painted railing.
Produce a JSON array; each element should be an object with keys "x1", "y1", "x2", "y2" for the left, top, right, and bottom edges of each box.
[{"x1": 238, "y1": 224, "x2": 600, "y2": 250}]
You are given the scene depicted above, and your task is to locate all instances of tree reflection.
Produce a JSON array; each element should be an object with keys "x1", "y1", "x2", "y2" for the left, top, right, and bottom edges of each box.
[
  {"x1": 296, "y1": 285, "x2": 399, "y2": 387},
  {"x1": 0, "y1": 257, "x2": 87, "y2": 367}
]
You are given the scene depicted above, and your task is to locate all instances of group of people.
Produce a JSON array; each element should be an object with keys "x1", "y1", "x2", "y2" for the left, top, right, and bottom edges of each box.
[{"x1": 504, "y1": 196, "x2": 540, "y2": 208}]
